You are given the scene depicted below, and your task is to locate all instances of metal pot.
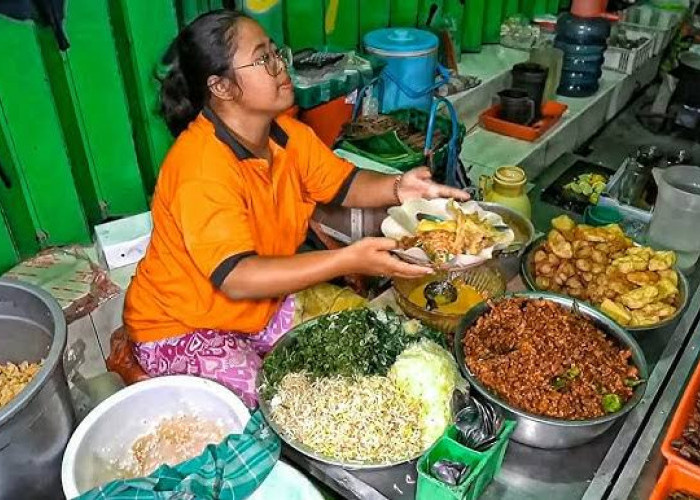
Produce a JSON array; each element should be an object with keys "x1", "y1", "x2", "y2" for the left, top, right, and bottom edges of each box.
[
  {"x1": 453, "y1": 292, "x2": 649, "y2": 449},
  {"x1": 0, "y1": 279, "x2": 74, "y2": 499}
]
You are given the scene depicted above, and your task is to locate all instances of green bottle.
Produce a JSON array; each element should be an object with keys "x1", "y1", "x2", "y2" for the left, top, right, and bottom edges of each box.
[
  {"x1": 547, "y1": 0, "x2": 560, "y2": 14},
  {"x1": 461, "y1": 0, "x2": 485, "y2": 52},
  {"x1": 324, "y1": 0, "x2": 359, "y2": 51},
  {"x1": 483, "y1": 0, "x2": 504, "y2": 43},
  {"x1": 241, "y1": 0, "x2": 284, "y2": 46},
  {"x1": 285, "y1": 0, "x2": 325, "y2": 51},
  {"x1": 390, "y1": 0, "x2": 420, "y2": 27},
  {"x1": 360, "y1": 0, "x2": 390, "y2": 39}
]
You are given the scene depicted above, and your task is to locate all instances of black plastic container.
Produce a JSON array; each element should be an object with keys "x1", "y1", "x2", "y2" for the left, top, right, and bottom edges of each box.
[{"x1": 511, "y1": 63, "x2": 548, "y2": 121}]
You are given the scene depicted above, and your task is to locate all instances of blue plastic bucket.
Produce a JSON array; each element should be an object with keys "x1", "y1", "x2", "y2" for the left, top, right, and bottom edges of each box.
[{"x1": 363, "y1": 28, "x2": 445, "y2": 113}]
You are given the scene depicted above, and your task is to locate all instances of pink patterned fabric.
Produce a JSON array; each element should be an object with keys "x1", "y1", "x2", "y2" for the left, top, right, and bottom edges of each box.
[{"x1": 133, "y1": 296, "x2": 295, "y2": 408}]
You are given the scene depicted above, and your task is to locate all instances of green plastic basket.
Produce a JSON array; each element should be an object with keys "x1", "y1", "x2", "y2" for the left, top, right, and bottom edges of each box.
[
  {"x1": 416, "y1": 420, "x2": 517, "y2": 500},
  {"x1": 337, "y1": 107, "x2": 466, "y2": 175}
]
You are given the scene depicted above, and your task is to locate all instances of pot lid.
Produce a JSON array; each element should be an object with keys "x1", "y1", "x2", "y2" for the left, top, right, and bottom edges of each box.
[{"x1": 364, "y1": 28, "x2": 438, "y2": 55}]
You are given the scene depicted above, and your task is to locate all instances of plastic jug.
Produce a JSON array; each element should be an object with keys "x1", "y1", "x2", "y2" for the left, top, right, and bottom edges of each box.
[
  {"x1": 479, "y1": 166, "x2": 532, "y2": 220},
  {"x1": 648, "y1": 166, "x2": 700, "y2": 272}
]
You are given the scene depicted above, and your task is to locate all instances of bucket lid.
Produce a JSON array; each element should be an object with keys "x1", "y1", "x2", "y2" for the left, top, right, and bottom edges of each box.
[{"x1": 364, "y1": 28, "x2": 438, "y2": 56}]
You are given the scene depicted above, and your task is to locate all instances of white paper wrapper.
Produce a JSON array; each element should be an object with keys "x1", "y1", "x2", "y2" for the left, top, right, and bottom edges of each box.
[{"x1": 381, "y1": 199, "x2": 516, "y2": 269}]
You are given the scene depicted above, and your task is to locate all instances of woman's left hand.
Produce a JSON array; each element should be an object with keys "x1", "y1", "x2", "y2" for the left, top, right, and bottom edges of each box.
[{"x1": 397, "y1": 167, "x2": 470, "y2": 204}]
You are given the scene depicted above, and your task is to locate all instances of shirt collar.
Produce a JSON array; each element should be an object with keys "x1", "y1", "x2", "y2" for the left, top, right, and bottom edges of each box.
[{"x1": 202, "y1": 106, "x2": 289, "y2": 161}]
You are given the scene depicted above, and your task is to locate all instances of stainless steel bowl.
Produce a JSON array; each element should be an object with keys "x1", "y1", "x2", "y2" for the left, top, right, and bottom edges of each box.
[
  {"x1": 256, "y1": 314, "x2": 431, "y2": 470},
  {"x1": 520, "y1": 236, "x2": 690, "y2": 332},
  {"x1": 479, "y1": 202, "x2": 535, "y2": 281},
  {"x1": 453, "y1": 292, "x2": 649, "y2": 449}
]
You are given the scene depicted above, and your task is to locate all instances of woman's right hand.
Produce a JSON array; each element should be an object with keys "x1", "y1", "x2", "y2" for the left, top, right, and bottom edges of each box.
[{"x1": 341, "y1": 237, "x2": 434, "y2": 279}]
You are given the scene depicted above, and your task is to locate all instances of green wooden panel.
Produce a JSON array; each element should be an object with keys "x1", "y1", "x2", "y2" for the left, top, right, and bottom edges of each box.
[
  {"x1": 483, "y1": 0, "x2": 505, "y2": 43},
  {"x1": 0, "y1": 17, "x2": 90, "y2": 247},
  {"x1": 285, "y1": 0, "x2": 325, "y2": 51},
  {"x1": 38, "y1": 0, "x2": 147, "y2": 225},
  {"x1": 324, "y1": 0, "x2": 359, "y2": 50},
  {"x1": 0, "y1": 211, "x2": 19, "y2": 274},
  {"x1": 390, "y1": 0, "x2": 419, "y2": 26},
  {"x1": 178, "y1": 0, "x2": 203, "y2": 26},
  {"x1": 359, "y1": 0, "x2": 390, "y2": 39},
  {"x1": 504, "y1": 0, "x2": 520, "y2": 17},
  {"x1": 110, "y1": 0, "x2": 178, "y2": 192},
  {"x1": 461, "y1": 0, "x2": 485, "y2": 52},
  {"x1": 0, "y1": 106, "x2": 40, "y2": 259},
  {"x1": 241, "y1": 0, "x2": 285, "y2": 46}
]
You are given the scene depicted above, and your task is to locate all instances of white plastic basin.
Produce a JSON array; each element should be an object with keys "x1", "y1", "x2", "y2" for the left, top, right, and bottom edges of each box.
[{"x1": 61, "y1": 376, "x2": 250, "y2": 499}]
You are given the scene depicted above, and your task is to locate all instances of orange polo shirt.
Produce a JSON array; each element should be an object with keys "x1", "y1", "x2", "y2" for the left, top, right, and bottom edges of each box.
[{"x1": 124, "y1": 107, "x2": 357, "y2": 343}]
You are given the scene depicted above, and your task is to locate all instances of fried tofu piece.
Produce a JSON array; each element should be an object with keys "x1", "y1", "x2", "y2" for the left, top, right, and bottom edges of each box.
[
  {"x1": 534, "y1": 250, "x2": 547, "y2": 264},
  {"x1": 658, "y1": 269, "x2": 679, "y2": 286},
  {"x1": 547, "y1": 230, "x2": 573, "y2": 259},
  {"x1": 551, "y1": 215, "x2": 576, "y2": 232},
  {"x1": 649, "y1": 251, "x2": 676, "y2": 272},
  {"x1": 629, "y1": 311, "x2": 660, "y2": 327},
  {"x1": 612, "y1": 255, "x2": 649, "y2": 274},
  {"x1": 655, "y1": 279, "x2": 679, "y2": 301},
  {"x1": 626, "y1": 271, "x2": 659, "y2": 286},
  {"x1": 626, "y1": 246, "x2": 653, "y2": 261},
  {"x1": 601, "y1": 299, "x2": 632, "y2": 325},
  {"x1": 620, "y1": 285, "x2": 659, "y2": 310},
  {"x1": 641, "y1": 302, "x2": 677, "y2": 319},
  {"x1": 535, "y1": 276, "x2": 552, "y2": 290}
]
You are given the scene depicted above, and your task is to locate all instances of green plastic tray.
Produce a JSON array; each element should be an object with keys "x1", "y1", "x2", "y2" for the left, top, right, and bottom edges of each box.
[{"x1": 416, "y1": 420, "x2": 517, "y2": 500}]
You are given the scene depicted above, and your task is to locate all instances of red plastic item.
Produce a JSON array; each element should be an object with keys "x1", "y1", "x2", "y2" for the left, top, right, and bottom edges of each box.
[
  {"x1": 479, "y1": 101, "x2": 568, "y2": 142},
  {"x1": 650, "y1": 464, "x2": 700, "y2": 500},
  {"x1": 570, "y1": 0, "x2": 619, "y2": 21},
  {"x1": 298, "y1": 96, "x2": 354, "y2": 148},
  {"x1": 662, "y1": 361, "x2": 700, "y2": 476}
]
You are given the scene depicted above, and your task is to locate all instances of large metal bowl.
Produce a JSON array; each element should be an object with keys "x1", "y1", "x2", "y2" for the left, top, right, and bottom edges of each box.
[
  {"x1": 520, "y1": 236, "x2": 690, "y2": 332},
  {"x1": 453, "y1": 292, "x2": 649, "y2": 449},
  {"x1": 479, "y1": 202, "x2": 536, "y2": 281},
  {"x1": 255, "y1": 315, "x2": 432, "y2": 470}
]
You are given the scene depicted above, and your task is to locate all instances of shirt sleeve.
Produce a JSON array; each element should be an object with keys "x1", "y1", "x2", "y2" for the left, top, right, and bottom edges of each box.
[
  {"x1": 297, "y1": 123, "x2": 359, "y2": 205},
  {"x1": 170, "y1": 180, "x2": 256, "y2": 288}
]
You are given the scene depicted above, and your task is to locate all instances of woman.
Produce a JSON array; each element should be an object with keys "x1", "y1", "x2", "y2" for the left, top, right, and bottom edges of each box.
[{"x1": 124, "y1": 10, "x2": 468, "y2": 407}]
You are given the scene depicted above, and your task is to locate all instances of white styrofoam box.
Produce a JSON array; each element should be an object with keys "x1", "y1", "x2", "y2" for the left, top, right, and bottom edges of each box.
[{"x1": 94, "y1": 212, "x2": 152, "y2": 270}]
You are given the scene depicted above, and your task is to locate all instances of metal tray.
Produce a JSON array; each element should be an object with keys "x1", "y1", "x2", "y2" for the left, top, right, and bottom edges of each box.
[
  {"x1": 255, "y1": 314, "x2": 432, "y2": 470},
  {"x1": 520, "y1": 236, "x2": 690, "y2": 332},
  {"x1": 453, "y1": 292, "x2": 649, "y2": 449}
]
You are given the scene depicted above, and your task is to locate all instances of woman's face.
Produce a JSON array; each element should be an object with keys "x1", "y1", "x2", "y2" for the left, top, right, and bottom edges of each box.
[{"x1": 229, "y1": 18, "x2": 294, "y2": 116}]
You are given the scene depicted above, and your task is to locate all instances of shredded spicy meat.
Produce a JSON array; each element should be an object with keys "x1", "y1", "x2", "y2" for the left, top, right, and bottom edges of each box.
[{"x1": 462, "y1": 298, "x2": 639, "y2": 419}]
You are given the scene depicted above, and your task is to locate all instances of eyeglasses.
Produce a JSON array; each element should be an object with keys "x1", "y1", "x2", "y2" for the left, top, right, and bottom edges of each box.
[{"x1": 234, "y1": 46, "x2": 293, "y2": 77}]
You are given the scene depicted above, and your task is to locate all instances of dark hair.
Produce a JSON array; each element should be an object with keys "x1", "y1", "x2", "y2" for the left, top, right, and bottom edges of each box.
[{"x1": 159, "y1": 10, "x2": 249, "y2": 136}]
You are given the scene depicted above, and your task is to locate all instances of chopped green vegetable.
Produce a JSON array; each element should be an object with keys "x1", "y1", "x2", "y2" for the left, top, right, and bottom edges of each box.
[
  {"x1": 624, "y1": 378, "x2": 644, "y2": 388},
  {"x1": 551, "y1": 376, "x2": 568, "y2": 391},
  {"x1": 565, "y1": 365, "x2": 581, "y2": 380},
  {"x1": 261, "y1": 308, "x2": 445, "y2": 397},
  {"x1": 602, "y1": 393, "x2": 623, "y2": 413}
]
